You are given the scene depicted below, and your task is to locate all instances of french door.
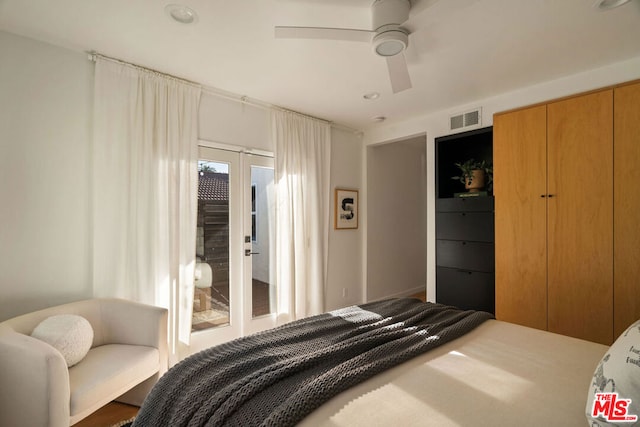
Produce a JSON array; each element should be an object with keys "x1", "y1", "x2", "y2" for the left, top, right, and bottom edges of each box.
[
  {"x1": 190, "y1": 146, "x2": 276, "y2": 353},
  {"x1": 242, "y1": 154, "x2": 278, "y2": 335}
]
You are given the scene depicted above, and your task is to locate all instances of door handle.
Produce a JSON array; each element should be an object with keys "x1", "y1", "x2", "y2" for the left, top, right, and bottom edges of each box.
[{"x1": 245, "y1": 249, "x2": 260, "y2": 256}]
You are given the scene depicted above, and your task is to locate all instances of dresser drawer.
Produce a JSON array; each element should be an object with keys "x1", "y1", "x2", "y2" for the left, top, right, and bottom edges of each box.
[
  {"x1": 436, "y1": 196, "x2": 494, "y2": 213},
  {"x1": 436, "y1": 240, "x2": 494, "y2": 272},
  {"x1": 436, "y1": 211, "x2": 494, "y2": 242},
  {"x1": 436, "y1": 267, "x2": 495, "y2": 313}
]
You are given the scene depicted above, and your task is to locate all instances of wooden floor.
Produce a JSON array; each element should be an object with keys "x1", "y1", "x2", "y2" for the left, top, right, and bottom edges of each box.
[
  {"x1": 410, "y1": 290, "x2": 427, "y2": 302},
  {"x1": 75, "y1": 402, "x2": 138, "y2": 427}
]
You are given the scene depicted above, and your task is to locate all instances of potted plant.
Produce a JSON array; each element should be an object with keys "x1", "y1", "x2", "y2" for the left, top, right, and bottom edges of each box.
[{"x1": 451, "y1": 159, "x2": 493, "y2": 193}]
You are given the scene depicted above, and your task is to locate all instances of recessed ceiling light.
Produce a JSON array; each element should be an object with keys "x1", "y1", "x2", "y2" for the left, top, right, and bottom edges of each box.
[
  {"x1": 363, "y1": 92, "x2": 380, "y2": 100},
  {"x1": 593, "y1": 0, "x2": 632, "y2": 10},
  {"x1": 165, "y1": 4, "x2": 198, "y2": 24}
]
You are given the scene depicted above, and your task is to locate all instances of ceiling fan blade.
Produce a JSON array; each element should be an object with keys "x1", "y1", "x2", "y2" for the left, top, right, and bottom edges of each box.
[
  {"x1": 275, "y1": 26, "x2": 373, "y2": 43},
  {"x1": 386, "y1": 53, "x2": 412, "y2": 93}
]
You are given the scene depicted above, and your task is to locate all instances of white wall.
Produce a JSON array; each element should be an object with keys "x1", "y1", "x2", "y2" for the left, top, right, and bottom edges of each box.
[
  {"x1": 363, "y1": 55, "x2": 640, "y2": 303},
  {"x1": 366, "y1": 136, "x2": 427, "y2": 302},
  {"x1": 0, "y1": 30, "x2": 366, "y2": 321},
  {"x1": 0, "y1": 30, "x2": 94, "y2": 319},
  {"x1": 326, "y1": 128, "x2": 364, "y2": 310},
  {"x1": 198, "y1": 94, "x2": 270, "y2": 152}
]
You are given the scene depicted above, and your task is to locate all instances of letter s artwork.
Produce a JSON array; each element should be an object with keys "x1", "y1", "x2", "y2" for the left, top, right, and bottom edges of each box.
[
  {"x1": 335, "y1": 189, "x2": 358, "y2": 230},
  {"x1": 340, "y1": 198, "x2": 354, "y2": 220}
]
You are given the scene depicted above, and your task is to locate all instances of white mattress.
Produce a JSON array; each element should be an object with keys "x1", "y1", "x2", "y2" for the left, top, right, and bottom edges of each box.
[{"x1": 298, "y1": 319, "x2": 608, "y2": 427}]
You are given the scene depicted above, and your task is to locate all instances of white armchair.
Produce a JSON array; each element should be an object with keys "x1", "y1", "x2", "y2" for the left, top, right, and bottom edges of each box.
[{"x1": 0, "y1": 298, "x2": 168, "y2": 427}]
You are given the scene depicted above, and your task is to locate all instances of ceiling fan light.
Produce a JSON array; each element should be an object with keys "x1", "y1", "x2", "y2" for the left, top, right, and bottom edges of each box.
[
  {"x1": 376, "y1": 40, "x2": 404, "y2": 56},
  {"x1": 373, "y1": 30, "x2": 408, "y2": 57},
  {"x1": 593, "y1": 0, "x2": 632, "y2": 10}
]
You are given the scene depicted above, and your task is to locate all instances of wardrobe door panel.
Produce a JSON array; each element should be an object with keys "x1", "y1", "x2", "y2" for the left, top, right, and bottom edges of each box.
[
  {"x1": 547, "y1": 90, "x2": 613, "y2": 345},
  {"x1": 494, "y1": 105, "x2": 548, "y2": 330},
  {"x1": 614, "y1": 82, "x2": 640, "y2": 337}
]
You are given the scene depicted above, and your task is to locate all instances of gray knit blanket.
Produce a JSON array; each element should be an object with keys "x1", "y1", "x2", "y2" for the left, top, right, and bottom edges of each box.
[{"x1": 133, "y1": 298, "x2": 493, "y2": 427}]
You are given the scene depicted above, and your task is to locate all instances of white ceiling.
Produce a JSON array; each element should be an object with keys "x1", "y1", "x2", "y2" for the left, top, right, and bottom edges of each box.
[{"x1": 1, "y1": 0, "x2": 640, "y2": 131}]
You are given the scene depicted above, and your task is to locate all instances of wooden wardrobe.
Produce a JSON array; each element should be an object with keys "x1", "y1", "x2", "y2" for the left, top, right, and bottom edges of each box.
[{"x1": 493, "y1": 80, "x2": 640, "y2": 345}]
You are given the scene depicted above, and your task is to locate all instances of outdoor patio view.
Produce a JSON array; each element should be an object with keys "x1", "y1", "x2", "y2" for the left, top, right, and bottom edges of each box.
[{"x1": 193, "y1": 161, "x2": 231, "y2": 331}]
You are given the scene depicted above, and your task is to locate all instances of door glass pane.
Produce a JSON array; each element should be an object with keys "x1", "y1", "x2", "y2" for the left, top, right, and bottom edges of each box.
[
  {"x1": 250, "y1": 166, "x2": 275, "y2": 318},
  {"x1": 193, "y1": 160, "x2": 230, "y2": 331}
]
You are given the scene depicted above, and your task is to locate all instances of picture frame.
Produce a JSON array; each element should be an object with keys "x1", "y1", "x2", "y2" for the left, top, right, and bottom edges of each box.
[{"x1": 334, "y1": 188, "x2": 358, "y2": 230}]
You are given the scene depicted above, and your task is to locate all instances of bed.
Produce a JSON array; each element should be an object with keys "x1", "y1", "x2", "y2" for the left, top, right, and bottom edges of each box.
[{"x1": 131, "y1": 298, "x2": 639, "y2": 427}]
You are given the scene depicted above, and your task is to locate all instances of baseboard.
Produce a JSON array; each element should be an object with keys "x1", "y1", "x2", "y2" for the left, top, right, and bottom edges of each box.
[{"x1": 371, "y1": 286, "x2": 426, "y2": 302}]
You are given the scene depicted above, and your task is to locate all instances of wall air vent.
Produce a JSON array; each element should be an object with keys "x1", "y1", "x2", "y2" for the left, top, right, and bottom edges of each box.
[{"x1": 449, "y1": 107, "x2": 482, "y2": 131}]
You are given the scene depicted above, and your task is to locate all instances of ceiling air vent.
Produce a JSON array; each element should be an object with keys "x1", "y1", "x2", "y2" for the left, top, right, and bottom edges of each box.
[{"x1": 449, "y1": 107, "x2": 482, "y2": 131}]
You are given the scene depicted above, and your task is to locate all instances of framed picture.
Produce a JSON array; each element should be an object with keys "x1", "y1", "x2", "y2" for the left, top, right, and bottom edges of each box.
[{"x1": 334, "y1": 188, "x2": 358, "y2": 230}]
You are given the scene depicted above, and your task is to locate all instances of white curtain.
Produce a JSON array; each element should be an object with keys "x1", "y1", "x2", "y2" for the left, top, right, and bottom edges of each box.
[
  {"x1": 272, "y1": 110, "x2": 331, "y2": 323},
  {"x1": 92, "y1": 58, "x2": 201, "y2": 360}
]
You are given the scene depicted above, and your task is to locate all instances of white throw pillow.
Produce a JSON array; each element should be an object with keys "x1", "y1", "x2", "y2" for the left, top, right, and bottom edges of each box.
[
  {"x1": 586, "y1": 319, "x2": 640, "y2": 426},
  {"x1": 31, "y1": 314, "x2": 94, "y2": 367}
]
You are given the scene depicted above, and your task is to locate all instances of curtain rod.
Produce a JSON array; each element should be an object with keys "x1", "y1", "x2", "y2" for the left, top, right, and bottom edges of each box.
[
  {"x1": 87, "y1": 51, "x2": 361, "y2": 134},
  {"x1": 88, "y1": 52, "x2": 201, "y2": 88}
]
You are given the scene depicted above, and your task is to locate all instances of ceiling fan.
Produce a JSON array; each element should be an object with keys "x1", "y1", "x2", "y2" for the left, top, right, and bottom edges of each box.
[{"x1": 275, "y1": 0, "x2": 413, "y2": 94}]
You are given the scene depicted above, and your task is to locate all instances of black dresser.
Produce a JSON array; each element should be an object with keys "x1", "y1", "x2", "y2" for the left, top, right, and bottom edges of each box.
[
  {"x1": 435, "y1": 197, "x2": 494, "y2": 313},
  {"x1": 435, "y1": 126, "x2": 495, "y2": 313}
]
